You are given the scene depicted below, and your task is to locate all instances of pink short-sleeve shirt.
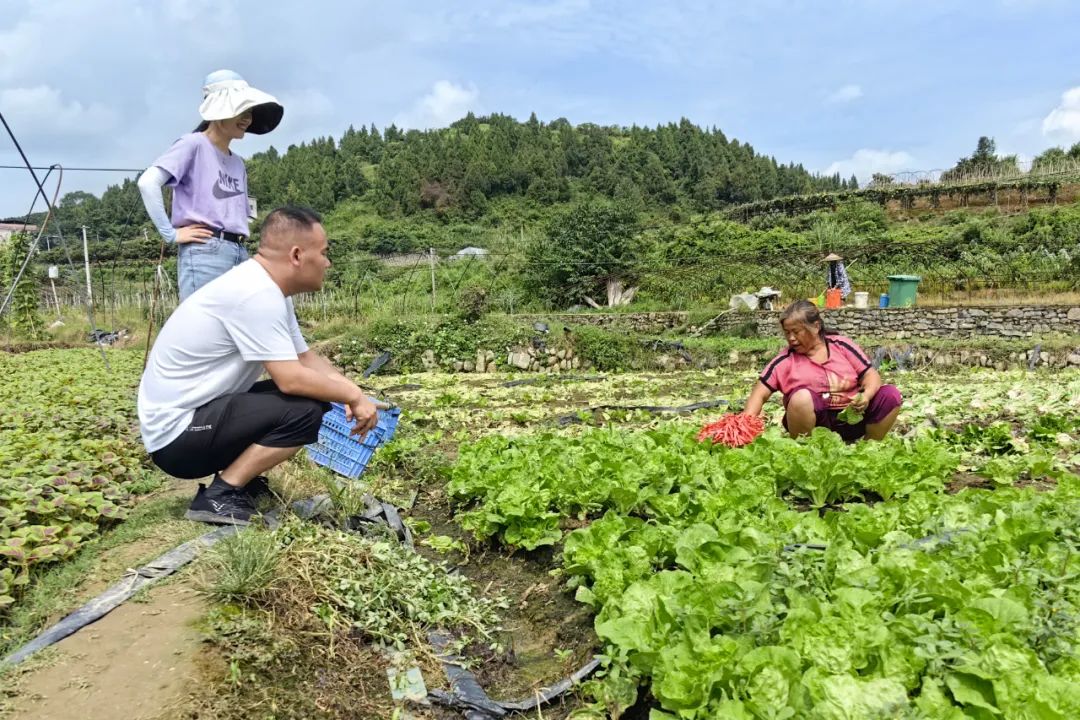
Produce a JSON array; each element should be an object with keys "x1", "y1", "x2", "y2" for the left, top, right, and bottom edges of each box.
[{"x1": 759, "y1": 335, "x2": 873, "y2": 409}]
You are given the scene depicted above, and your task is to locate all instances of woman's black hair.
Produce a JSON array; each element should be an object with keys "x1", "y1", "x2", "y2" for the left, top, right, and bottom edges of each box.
[
  {"x1": 194, "y1": 120, "x2": 210, "y2": 132},
  {"x1": 779, "y1": 299, "x2": 835, "y2": 340}
]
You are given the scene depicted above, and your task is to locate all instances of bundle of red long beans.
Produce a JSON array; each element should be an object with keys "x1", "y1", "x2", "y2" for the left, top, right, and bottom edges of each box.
[{"x1": 696, "y1": 413, "x2": 765, "y2": 447}]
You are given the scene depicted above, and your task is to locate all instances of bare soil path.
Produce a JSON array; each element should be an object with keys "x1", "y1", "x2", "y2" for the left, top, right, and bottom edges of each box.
[{"x1": 4, "y1": 580, "x2": 205, "y2": 720}]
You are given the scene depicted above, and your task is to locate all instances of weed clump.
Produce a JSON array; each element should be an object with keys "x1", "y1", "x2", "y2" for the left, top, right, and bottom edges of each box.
[
  {"x1": 202, "y1": 517, "x2": 503, "y2": 651},
  {"x1": 194, "y1": 516, "x2": 505, "y2": 718},
  {"x1": 274, "y1": 519, "x2": 503, "y2": 649},
  {"x1": 201, "y1": 528, "x2": 282, "y2": 601}
]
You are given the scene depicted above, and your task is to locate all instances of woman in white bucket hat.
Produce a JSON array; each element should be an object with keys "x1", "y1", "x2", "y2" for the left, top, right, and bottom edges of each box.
[{"x1": 137, "y1": 70, "x2": 283, "y2": 301}]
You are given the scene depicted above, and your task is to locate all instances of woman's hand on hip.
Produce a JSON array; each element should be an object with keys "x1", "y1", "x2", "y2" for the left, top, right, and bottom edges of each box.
[{"x1": 176, "y1": 225, "x2": 214, "y2": 244}]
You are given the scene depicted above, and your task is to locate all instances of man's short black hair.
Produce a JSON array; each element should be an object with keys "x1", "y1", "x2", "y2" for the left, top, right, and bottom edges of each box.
[{"x1": 259, "y1": 205, "x2": 323, "y2": 238}]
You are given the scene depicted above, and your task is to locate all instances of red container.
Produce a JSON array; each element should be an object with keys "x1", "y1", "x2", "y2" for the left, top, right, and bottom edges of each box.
[{"x1": 825, "y1": 288, "x2": 842, "y2": 309}]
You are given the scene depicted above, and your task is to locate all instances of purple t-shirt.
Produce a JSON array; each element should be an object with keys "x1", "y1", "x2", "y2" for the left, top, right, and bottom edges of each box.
[{"x1": 152, "y1": 133, "x2": 250, "y2": 236}]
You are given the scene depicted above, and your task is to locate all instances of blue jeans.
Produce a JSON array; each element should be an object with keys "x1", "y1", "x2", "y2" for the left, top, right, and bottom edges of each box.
[{"x1": 177, "y1": 238, "x2": 249, "y2": 301}]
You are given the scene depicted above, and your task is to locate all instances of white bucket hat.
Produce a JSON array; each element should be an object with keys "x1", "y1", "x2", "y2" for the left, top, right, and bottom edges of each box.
[{"x1": 196, "y1": 69, "x2": 283, "y2": 135}]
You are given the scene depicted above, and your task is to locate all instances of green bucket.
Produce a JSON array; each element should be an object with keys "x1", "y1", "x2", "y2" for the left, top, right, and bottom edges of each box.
[{"x1": 886, "y1": 275, "x2": 921, "y2": 308}]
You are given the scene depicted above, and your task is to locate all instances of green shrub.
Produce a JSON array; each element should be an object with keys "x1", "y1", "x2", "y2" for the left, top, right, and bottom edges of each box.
[
  {"x1": 523, "y1": 200, "x2": 642, "y2": 308},
  {"x1": 570, "y1": 326, "x2": 642, "y2": 370},
  {"x1": 457, "y1": 285, "x2": 490, "y2": 323},
  {"x1": 336, "y1": 314, "x2": 533, "y2": 371},
  {"x1": 0, "y1": 233, "x2": 43, "y2": 338}
]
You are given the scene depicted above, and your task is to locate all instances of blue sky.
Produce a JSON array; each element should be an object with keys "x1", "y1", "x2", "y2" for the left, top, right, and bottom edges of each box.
[{"x1": 1, "y1": 0, "x2": 1079, "y2": 217}]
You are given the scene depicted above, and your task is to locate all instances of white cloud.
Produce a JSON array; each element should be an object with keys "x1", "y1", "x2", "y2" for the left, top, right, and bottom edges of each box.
[
  {"x1": 493, "y1": 0, "x2": 590, "y2": 27},
  {"x1": 0, "y1": 19, "x2": 44, "y2": 82},
  {"x1": 395, "y1": 81, "x2": 479, "y2": 130},
  {"x1": 441, "y1": 2, "x2": 743, "y2": 70},
  {"x1": 1041, "y1": 86, "x2": 1080, "y2": 141},
  {"x1": 0, "y1": 85, "x2": 117, "y2": 136},
  {"x1": 824, "y1": 149, "x2": 914, "y2": 181},
  {"x1": 162, "y1": 0, "x2": 242, "y2": 28},
  {"x1": 277, "y1": 89, "x2": 334, "y2": 123},
  {"x1": 827, "y1": 84, "x2": 863, "y2": 103}
]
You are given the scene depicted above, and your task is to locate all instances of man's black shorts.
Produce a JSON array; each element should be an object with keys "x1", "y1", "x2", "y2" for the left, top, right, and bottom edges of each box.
[{"x1": 151, "y1": 380, "x2": 330, "y2": 479}]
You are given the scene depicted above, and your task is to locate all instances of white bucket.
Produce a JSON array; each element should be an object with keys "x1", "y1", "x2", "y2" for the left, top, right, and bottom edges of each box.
[{"x1": 853, "y1": 291, "x2": 869, "y2": 309}]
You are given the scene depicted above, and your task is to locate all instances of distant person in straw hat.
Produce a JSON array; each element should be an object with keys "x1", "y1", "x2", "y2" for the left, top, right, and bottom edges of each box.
[
  {"x1": 824, "y1": 252, "x2": 852, "y2": 300},
  {"x1": 138, "y1": 70, "x2": 283, "y2": 301}
]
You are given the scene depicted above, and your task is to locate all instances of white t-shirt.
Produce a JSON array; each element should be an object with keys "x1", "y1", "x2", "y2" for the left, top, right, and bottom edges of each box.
[{"x1": 138, "y1": 259, "x2": 309, "y2": 452}]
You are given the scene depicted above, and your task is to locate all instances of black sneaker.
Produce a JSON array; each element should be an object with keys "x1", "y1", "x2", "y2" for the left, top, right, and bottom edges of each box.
[
  {"x1": 185, "y1": 475, "x2": 257, "y2": 526},
  {"x1": 245, "y1": 475, "x2": 273, "y2": 501}
]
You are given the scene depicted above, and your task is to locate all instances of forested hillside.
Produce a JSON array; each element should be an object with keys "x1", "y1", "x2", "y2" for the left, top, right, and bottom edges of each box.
[
  {"x1": 2, "y1": 119, "x2": 1077, "y2": 329},
  {"x1": 245, "y1": 113, "x2": 851, "y2": 218},
  {"x1": 16, "y1": 114, "x2": 852, "y2": 261}
]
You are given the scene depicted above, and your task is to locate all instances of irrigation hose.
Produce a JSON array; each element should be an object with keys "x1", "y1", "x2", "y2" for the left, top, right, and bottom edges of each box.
[
  {"x1": 1, "y1": 525, "x2": 240, "y2": 668},
  {"x1": 553, "y1": 398, "x2": 729, "y2": 426}
]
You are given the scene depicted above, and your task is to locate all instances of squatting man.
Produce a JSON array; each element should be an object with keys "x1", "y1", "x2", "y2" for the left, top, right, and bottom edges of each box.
[{"x1": 137, "y1": 206, "x2": 382, "y2": 524}]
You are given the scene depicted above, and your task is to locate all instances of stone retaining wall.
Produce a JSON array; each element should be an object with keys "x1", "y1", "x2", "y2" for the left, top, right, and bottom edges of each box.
[
  {"x1": 710, "y1": 346, "x2": 1080, "y2": 371},
  {"x1": 396, "y1": 307, "x2": 1080, "y2": 374},
  {"x1": 419, "y1": 346, "x2": 586, "y2": 373},
  {"x1": 518, "y1": 312, "x2": 688, "y2": 335},
  {"x1": 700, "y1": 305, "x2": 1080, "y2": 340},
  {"x1": 434, "y1": 343, "x2": 1080, "y2": 373}
]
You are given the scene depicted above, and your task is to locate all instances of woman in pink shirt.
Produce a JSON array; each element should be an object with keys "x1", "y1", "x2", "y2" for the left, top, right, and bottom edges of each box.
[{"x1": 742, "y1": 300, "x2": 902, "y2": 442}]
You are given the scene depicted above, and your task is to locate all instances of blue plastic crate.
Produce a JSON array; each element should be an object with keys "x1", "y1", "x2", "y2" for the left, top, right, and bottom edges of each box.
[
  {"x1": 320, "y1": 402, "x2": 400, "y2": 440},
  {"x1": 380, "y1": 408, "x2": 400, "y2": 442},
  {"x1": 306, "y1": 401, "x2": 401, "y2": 479},
  {"x1": 317, "y1": 437, "x2": 377, "y2": 477}
]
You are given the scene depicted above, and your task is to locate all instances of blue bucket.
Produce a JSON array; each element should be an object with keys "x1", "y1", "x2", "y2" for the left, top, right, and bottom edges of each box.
[{"x1": 879, "y1": 293, "x2": 889, "y2": 308}]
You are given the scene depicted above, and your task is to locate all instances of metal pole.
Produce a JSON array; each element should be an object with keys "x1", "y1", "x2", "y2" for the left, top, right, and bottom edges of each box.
[
  {"x1": 82, "y1": 226, "x2": 92, "y2": 307},
  {"x1": 429, "y1": 247, "x2": 436, "y2": 311},
  {"x1": 50, "y1": 277, "x2": 61, "y2": 318}
]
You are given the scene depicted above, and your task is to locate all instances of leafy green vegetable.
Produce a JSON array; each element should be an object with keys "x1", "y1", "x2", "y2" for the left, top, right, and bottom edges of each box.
[
  {"x1": 441, "y1": 374, "x2": 1080, "y2": 718},
  {"x1": 836, "y1": 393, "x2": 864, "y2": 425},
  {"x1": 448, "y1": 425, "x2": 960, "y2": 550},
  {"x1": 0, "y1": 350, "x2": 151, "y2": 614}
]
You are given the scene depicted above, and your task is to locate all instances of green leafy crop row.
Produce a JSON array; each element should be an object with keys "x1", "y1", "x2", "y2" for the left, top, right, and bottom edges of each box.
[
  {"x1": 0, "y1": 350, "x2": 150, "y2": 608},
  {"x1": 565, "y1": 479, "x2": 1080, "y2": 718},
  {"x1": 444, "y1": 375, "x2": 1080, "y2": 718},
  {"x1": 447, "y1": 426, "x2": 961, "y2": 551}
]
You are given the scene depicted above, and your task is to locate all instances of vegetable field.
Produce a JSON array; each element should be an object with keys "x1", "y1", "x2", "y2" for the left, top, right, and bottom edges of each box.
[
  {"x1": 0, "y1": 350, "x2": 151, "y2": 617},
  {"x1": 3, "y1": 347, "x2": 1080, "y2": 719},
  {"x1": 394, "y1": 368, "x2": 1080, "y2": 718}
]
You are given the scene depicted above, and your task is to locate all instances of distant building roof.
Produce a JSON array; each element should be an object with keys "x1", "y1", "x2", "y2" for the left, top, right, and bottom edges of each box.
[{"x1": 449, "y1": 246, "x2": 489, "y2": 261}]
